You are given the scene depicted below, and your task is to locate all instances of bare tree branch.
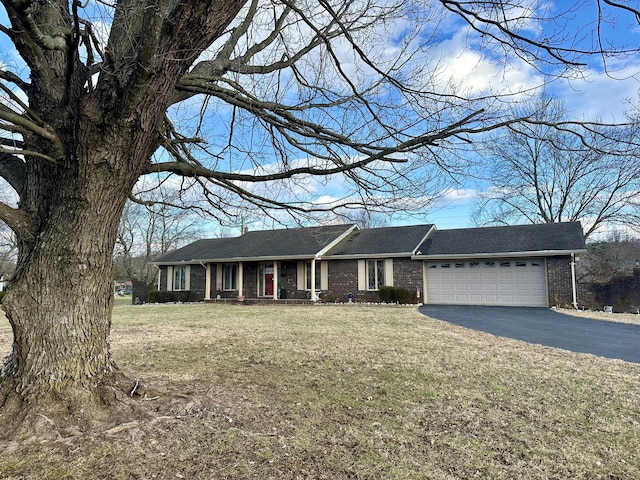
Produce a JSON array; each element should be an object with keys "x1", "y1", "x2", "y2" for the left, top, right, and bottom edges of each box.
[
  {"x1": 0, "y1": 153, "x2": 26, "y2": 198},
  {"x1": 0, "y1": 105, "x2": 64, "y2": 162},
  {"x1": 0, "y1": 201, "x2": 33, "y2": 241}
]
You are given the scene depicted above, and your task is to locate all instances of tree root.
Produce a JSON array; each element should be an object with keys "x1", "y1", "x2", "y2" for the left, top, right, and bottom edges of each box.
[{"x1": 0, "y1": 371, "x2": 160, "y2": 444}]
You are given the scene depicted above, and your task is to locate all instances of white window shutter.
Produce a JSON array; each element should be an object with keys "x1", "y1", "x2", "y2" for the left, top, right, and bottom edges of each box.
[
  {"x1": 384, "y1": 259, "x2": 394, "y2": 286},
  {"x1": 358, "y1": 260, "x2": 366, "y2": 291},
  {"x1": 185, "y1": 265, "x2": 191, "y2": 290},
  {"x1": 297, "y1": 262, "x2": 305, "y2": 290},
  {"x1": 216, "y1": 263, "x2": 223, "y2": 291},
  {"x1": 320, "y1": 261, "x2": 328, "y2": 290},
  {"x1": 167, "y1": 266, "x2": 173, "y2": 291}
]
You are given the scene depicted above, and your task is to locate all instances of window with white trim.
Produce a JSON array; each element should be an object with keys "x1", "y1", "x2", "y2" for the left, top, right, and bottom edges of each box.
[
  {"x1": 174, "y1": 266, "x2": 187, "y2": 291},
  {"x1": 367, "y1": 259, "x2": 385, "y2": 290},
  {"x1": 223, "y1": 264, "x2": 238, "y2": 290}
]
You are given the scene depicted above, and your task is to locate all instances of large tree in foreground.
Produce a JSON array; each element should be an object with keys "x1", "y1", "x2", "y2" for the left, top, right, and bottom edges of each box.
[{"x1": 0, "y1": 0, "x2": 639, "y2": 433}]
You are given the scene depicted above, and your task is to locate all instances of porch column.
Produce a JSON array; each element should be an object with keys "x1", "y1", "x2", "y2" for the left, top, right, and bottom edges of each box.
[
  {"x1": 238, "y1": 262, "x2": 244, "y2": 298},
  {"x1": 204, "y1": 263, "x2": 211, "y2": 301},
  {"x1": 310, "y1": 258, "x2": 317, "y2": 302},
  {"x1": 273, "y1": 262, "x2": 279, "y2": 300}
]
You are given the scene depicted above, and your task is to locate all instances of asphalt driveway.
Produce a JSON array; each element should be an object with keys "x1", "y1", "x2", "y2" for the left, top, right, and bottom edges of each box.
[{"x1": 419, "y1": 305, "x2": 640, "y2": 364}]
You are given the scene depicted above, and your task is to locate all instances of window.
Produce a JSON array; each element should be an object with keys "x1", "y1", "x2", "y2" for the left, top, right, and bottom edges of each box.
[
  {"x1": 367, "y1": 259, "x2": 385, "y2": 290},
  {"x1": 223, "y1": 264, "x2": 238, "y2": 290},
  {"x1": 305, "y1": 262, "x2": 322, "y2": 291},
  {"x1": 174, "y1": 266, "x2": 187, "y2": 291}
]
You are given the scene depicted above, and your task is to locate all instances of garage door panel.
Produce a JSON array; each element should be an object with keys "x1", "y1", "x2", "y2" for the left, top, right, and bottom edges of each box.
[{"x1": 426, "y1": 259, "x2": 547, "y2": 307}]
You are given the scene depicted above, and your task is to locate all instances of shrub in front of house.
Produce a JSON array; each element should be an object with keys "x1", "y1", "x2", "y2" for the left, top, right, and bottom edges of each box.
[
  {"x1": 378, "y1": 286, "x2": 395, "y2": 303},
  {"x1": 148, "y1": 290, "x2": 176, "y2": 303},
  {"x1": 378, "y1": 286, "x2": 415, "y2": 304},
  {"x1": 157, "y1": 290, "x2": 174, "y2": 303},
  {"x1": 319, "y1": 291, "x2": 338, "y2": 303},
  {"x1": 176, "y1": 291, "x2": 191, "y2": 303},
  {"x1": 393, "y1": 286, "x2": 414, "y2": 304}
]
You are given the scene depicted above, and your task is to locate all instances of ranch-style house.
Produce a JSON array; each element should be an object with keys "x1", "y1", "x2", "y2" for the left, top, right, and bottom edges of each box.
[{"x1": 152, "y1": 222, "x2": 587, "y2": 307}]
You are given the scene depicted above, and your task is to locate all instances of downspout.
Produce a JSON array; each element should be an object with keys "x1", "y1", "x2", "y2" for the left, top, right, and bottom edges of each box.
[{"x1": 570, "y1": 253, "x2": 578, "y2": 309}]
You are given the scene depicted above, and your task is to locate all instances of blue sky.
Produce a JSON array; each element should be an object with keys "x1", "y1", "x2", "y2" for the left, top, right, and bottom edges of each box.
[{"x1": 3, "y1": 1, "x2": 640, "y2": 237}]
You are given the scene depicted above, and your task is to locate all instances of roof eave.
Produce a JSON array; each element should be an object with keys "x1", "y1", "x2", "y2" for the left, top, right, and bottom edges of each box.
[
  {"x1": 152, "y1": 254, "x2": 329, "y2": 265},
  {"x1": 322, "y1": 252, "x2": 415, "y2": 260}
]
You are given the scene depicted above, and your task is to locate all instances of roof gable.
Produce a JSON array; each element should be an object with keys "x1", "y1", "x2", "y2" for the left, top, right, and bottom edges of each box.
[
  {"x1": 417, "y1": 222, "x2": 586, "y2": 257},
  {"x1": 326, "y1": 224, "x2": 434, "y2": 257}
]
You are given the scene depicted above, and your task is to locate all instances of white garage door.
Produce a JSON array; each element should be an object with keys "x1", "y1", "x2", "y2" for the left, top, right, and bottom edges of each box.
[{"x1": 426, "y1": 259, "x2": 547, "y2": 306}]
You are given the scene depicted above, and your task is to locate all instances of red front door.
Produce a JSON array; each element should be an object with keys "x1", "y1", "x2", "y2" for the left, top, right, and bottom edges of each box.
[{"x1": 264, "y1": 273, "x2": 274, "y2": 296}]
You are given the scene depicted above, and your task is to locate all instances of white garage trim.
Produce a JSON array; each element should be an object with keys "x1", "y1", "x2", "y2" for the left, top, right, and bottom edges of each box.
[{"x1": 425, "y1": 258, "x2": 548, "y2": 307}]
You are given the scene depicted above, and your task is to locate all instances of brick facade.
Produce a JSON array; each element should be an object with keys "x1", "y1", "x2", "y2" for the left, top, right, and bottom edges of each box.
[
  {"x1": 546, "y1": 256, "x2": 575, "y2": 307},
  {"x1": 393, "y1": 258, "x2": 423, "y2": 299},
  {"x1": 157, "y1": 255, "x2": 576, "y2": 307},
  {"x1": 327, "y1": 259, "x2": 360, "y2": 301},
  {"x1": 326, "y1": 257, "x2": 421, "y2": 302}
]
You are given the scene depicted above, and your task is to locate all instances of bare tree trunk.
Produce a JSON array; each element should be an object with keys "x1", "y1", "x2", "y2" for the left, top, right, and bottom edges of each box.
[{"x1": 0, "y1": 137, "x2": 143, "y2": 427}]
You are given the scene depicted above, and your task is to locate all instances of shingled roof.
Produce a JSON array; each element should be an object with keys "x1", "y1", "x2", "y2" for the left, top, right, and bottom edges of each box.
[
  {"x1": 416, "y1": 221, "x2": 586, "y2": 258},
  {"x1": 325, "y1": 224, "x2": 434, "y2": 257},
  {"x1": 153, "y1": 224, "x2": 356, "y2": 264},
  {"x1": 154, "y1": 221, "x2": 587, "y2": 264}
]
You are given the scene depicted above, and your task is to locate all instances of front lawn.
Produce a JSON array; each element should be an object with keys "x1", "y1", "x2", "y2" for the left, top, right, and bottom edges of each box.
[{"x1": 0, "y1": 303, "x2": 638, "y2": 479}]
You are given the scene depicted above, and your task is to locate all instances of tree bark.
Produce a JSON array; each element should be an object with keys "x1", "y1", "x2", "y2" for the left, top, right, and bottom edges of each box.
[
  {"x1": 0, "y1": 121, "x2": 149, "y2": 426},
  {"x1": 3, "y1": 175, "x2": 128, "y2": 393}
]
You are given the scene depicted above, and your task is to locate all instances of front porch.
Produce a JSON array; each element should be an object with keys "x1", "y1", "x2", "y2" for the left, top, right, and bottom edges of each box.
[{"x1": 205, "y1": 296, "x2": 316, "y2": 305}]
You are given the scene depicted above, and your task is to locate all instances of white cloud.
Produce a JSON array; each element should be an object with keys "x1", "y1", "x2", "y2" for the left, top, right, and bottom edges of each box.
[
  {"x1": 435, "y1": 188, "x2": 478, "y2": 206},
  {"x1": 557, "y1": 62, "x2": 640, "y2": 121}
]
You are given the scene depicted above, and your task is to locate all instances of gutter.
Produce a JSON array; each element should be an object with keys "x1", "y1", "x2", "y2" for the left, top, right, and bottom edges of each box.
[
  {"x1": 322, "y1": 252, "x2": 415, "y2": 261},
  {"x1": 411, "y1": 249, "x2": 588, "y2": 261},
  {"x1": 152, "y1": 253, "x2": 325, "y2": 265}
]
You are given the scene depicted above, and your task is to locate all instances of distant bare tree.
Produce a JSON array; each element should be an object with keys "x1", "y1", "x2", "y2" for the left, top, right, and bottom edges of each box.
[
  {"x1": 579, "y1": 233, "x2": 640, "y2": 284},
  {"x1": 115, "y1": 189, "x2": 202, "y2": 284},
  {"x1": 342, "y1": 210, "x2": 390, "y2": 229},
  {"x1": 473, "y1": 96, "x2": 640, "y2": 238}
]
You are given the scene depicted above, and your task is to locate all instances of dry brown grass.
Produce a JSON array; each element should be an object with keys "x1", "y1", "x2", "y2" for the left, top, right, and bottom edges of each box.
[
  {"x1": 0, "y1": 302, "x2": 638, "y2": 479},
  {"x1": 557, "y1": 307, "x2": 640, "y2": 325}
]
